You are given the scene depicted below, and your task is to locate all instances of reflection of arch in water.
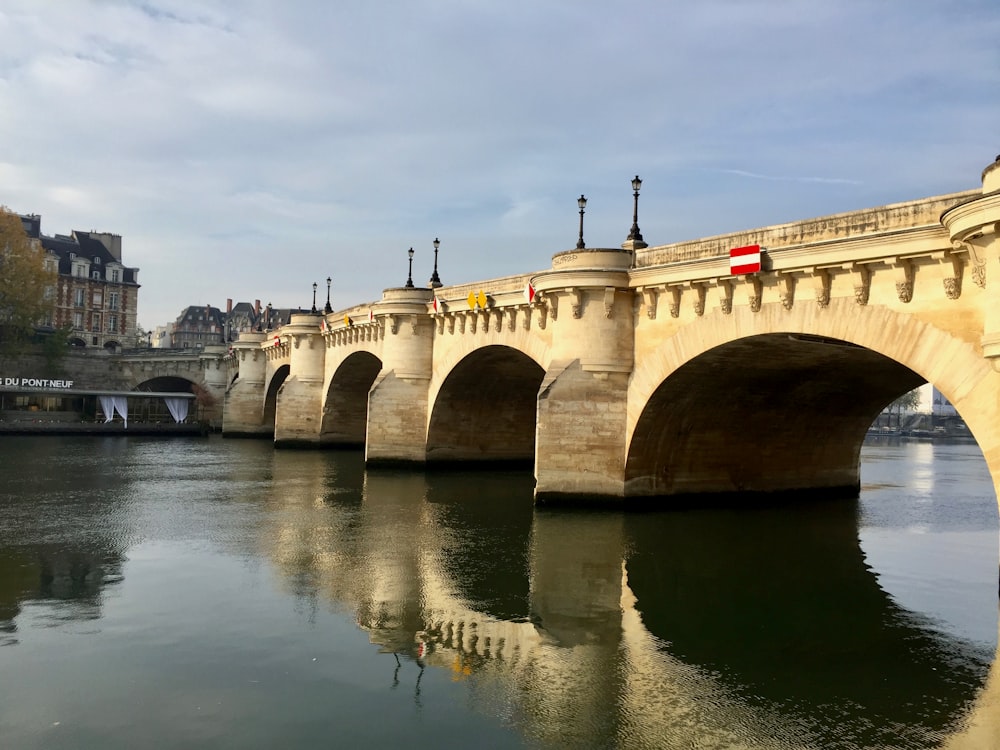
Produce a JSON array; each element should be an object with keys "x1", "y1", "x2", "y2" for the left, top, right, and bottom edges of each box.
[{"x1": 622, "y1": 499, "x2": 992, "y2": 748}]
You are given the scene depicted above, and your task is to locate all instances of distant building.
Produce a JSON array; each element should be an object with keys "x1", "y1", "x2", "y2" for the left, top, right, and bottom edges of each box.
[
  {"x1": 170, "y1": 305, "x2": 226, "y2": 349},
  {"x1": 19, "y1": 214, "x2": 141, "y2": 351},
  {"x1": 163, "y1": 300, "x2": 295, "y2": 348}
]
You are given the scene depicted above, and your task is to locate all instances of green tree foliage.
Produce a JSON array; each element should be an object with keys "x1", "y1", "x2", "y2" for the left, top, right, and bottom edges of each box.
[
  {"x1": 891, "y1": 388, "x2": 921, "y2": 412},
  {"x1": 0, "y1": 206, "x2": 55, "y2": 351}
]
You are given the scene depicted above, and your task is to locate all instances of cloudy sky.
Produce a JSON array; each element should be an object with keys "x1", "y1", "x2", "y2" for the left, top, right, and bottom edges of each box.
[{"x1": 2, "y1": 1, "x2": 998, "y2": 330}]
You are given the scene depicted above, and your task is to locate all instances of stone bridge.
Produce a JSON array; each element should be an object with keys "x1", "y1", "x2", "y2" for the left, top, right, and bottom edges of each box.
[
  {"x1": 223, "y1": 156, "x2": 1000, "y2": 507},
  {"x1": 110, "y1": 346, "x2": 230, "y2": 425}
]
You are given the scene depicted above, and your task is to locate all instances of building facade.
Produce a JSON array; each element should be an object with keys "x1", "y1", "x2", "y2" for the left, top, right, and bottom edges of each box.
[{"x1": 20, "y1": 214, "x2": 141, "y2": 350}]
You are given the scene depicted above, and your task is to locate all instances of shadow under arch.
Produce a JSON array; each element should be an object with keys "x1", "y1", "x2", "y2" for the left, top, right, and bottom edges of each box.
[
  {"x1": 320, "y1": 351, "x2": 382, "y2": 448},
  {"x1": 626, "y1": 333, "x2": 925, "y2": 499},
  {"x1": 263, "y1": 364, "x2": 289, "y2": 431},
  {"x1": 426, "y1": 345, "x2": 545, "y2": 465},
  {"x1": 621, "y1": 498, "x2": 993, "y2": 749}
]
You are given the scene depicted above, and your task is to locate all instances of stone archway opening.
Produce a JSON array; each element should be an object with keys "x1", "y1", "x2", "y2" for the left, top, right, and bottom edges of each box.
[
  {"x1": 131, "y1": 376, "x2": 199, "y2": 424},
  {"x1": 263, "y1": 364, "x2": 289, "y2": 430},
  {"x1": 625, "y1": 333, "x2": 925, "y2": 500},
  {"x1": 320, "y1": 352, "x2": 382, "y2": 448},
  {"x1": 427, "y1": 345, "x2": 545, "y2": 465}
]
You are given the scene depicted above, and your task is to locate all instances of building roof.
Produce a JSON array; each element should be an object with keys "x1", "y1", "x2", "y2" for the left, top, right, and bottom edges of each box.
[{"x1": 20, "y1": 214, "x2": 139, "y2": 284}]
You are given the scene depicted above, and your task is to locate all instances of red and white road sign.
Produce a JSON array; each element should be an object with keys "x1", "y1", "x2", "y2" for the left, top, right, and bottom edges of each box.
[{"x1": 730, "y1": 244, "x2": 763, "y2": 275}]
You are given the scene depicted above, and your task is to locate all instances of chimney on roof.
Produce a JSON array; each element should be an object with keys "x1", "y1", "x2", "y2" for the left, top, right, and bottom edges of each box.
[
  {"x1": 226, "y1": 298, "x2": 233, "y2": 314},
  {"x1": 90, "y1": 231, "x2": 122, "y2": 261},
  {"x1": 255, "y1": 300, "x2": 261, "y2": 314}
]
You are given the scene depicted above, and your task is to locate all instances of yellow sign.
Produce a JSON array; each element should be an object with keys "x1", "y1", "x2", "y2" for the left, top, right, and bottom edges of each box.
[
  {"x1": 344, "y1": 314, "x2": 352, "y2": 327},
  {"x1": 477, "y1": 290, "x2": 488, "y2": 309},
  {"x1": 467, "y1": 291, "x2": 477, "y2": 309}
]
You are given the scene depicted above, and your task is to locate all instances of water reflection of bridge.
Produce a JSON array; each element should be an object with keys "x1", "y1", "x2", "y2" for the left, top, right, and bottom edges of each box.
[{"x1": 260, "y1": 456, "x2": 999, "y2": 750}]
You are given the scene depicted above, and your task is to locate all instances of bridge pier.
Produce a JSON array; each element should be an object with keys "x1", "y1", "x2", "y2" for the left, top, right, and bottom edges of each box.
[
  {"x1": 223, "y1": 332, "x2": 271, "y2": 437},
  {"x1": 365, "y1": 287, "x2": 435, "y2": 465},
  {"x1": 274, "y1": 315, "x2": 326, "y2": 448},
  {"x1": 532, "y1": 249, "x2": 633, "y2": 503},
  {"x1": 196, "y1": 345, "x2": 229, "y2": 429}
]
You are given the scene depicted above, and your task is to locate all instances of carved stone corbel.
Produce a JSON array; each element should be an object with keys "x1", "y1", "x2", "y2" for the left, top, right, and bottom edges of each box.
[
  {"x1": 603, "y1": 287, "x2": 616, "y2": 319},
  {"x1": 470, "y1": 312, "x2": 479, "y2": 334},
  {"x1": 389, "y1": 315, "x2": 401, "y2": 335},
  {"x1": 493, "y1": 310, "x2": 502, "y2": 333},
  {"x1": 952, "y1": 239, "x2": 987, "y2": 289},
  {"x1": 546, "y1": 293, "x2": 558, "y2": 321},
  {"x1": 717, "y1": 279, "x2": 733, "y2": 315},
  {"x1": 942, "y1": 251, "x2": 964, "y2": 300},
  {"x1": 458, "y1": 313, "x2": 466, "y2": 334},
  {"x1": 436, "y1": 316, "x2": 445, "y2": 334},
  {"x1": 568, "y1": 288, "x2": 583, "y2": 319},
  {"x1": 894, "y1": 259, "x2": 914, "y2": 303},
  {"x1": 537, "y1": 303, "x2": 548, "y2": 330},
  {"x1": 641, "y1": 287, "x2": 658, "y2": 319},
  {"x1": 668, "y1": 286, "x2": 681, "y2": 318},
  {"x1": 293, "y1": 337, "x2": 301, "y2": 349},
  {"x1": 813, "y1": 269, "x2": 831, "y2": 308},
  {"x1": 506, "y1": 309, "x2": 517, "y2": 332},
  {"x1": 521, "y1": 305, "x2": 531, "y2": 331},
  {"x1": 447, "y1": 316, "x2": 455, "y2": 335},
  {"x1": 847, "y1": 265, "x2": 870, "y2": 306},
  {"x1": 692, "y1": 283, "x2": 706, "y2": 317},
  {"x1": 778, "y1": 274, "x2": 795, "y2": 310},
  {"x1": 744, "y1": 276, "x2": 762, "y2": 313}
]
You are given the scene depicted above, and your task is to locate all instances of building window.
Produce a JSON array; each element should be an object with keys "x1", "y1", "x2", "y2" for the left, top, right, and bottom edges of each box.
[
  {"x1": 91, "y1": 314, "x2": 101, "y2": 332},
  {"x1": 73, "y1": 312, "x2": 83, "y2": 329},
  {"x1": 109, "y1": 291, "x2": 119, "y2": 310},
  {"x1": 74, "y1": 289, "x2": 85, "y2": 307},
  {"x1": 94, "y1": 256, "x2": 101, "y2": 264},
  {"x1": 92, "y1": 270, "x2": 101, "y2": 279},
  {"x1": 111, "y1": 270, "x2": 120, "y2": 282},
  {"x1": 93, "y1": 291, "x2": 103, "y2": 307},
  {"x1": 76, "y1": 266, "x2": 85, "y2": 277},
  {"x1": 108, "y1": 314, "x2": 118, "y2": 332}
]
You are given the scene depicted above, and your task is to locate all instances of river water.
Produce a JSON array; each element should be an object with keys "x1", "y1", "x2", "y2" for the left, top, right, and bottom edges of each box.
[{"x1": 0, "y1": 436, "x2": 996, "y2": 749}]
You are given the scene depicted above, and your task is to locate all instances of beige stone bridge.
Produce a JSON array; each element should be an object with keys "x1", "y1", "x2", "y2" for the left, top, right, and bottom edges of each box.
[{"x1": 223, "y1": 156, "x2": 1000, "y2": 509}]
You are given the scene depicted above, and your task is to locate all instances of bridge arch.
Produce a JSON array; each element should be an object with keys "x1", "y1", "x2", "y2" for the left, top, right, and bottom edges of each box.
[
  {"x1": 426, "y1": 345, "x2": 545, "y2": 464},
  {"x1": 263, "y1": 364, "x2": 289, "y2": 430},
  {"x1": 321, "y1": 351, "x2": 382, "y2": 447},
  {"x1": 626, "y1": 298, "x2": 999, "y2": 503}
]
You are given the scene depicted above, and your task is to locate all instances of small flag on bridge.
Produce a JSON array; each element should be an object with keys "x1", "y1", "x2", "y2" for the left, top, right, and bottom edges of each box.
[
  {"x1": 369, "y1": 309, "x2": 375, "y2": 323},
  {"x1": 730, "y1": 244, "x2": 764, "y2": 275},
  {"x1": 273, "y1": 335, "x2": 280, "y2": 347},
  {"x1": 432, "y1": 297, "x2": 440, "y2": 313},
  {"x1": 524, "y1": 282, "x2": 535, "y2": 304}
]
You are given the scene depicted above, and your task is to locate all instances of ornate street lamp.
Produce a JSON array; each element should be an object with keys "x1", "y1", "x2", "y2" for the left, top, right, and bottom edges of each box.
[
  {"x1": 627, "y1": 175, "x2": 643, "y2": 242},
  {"x1": 265, "y1": 302, "x2": 272, "y2": 331},
  {"x1": 576, "y1": 195, "x2": 587, "y2": 250},
  {"x1": 311, "y1": 282, "x2": 318, "y2": 314},
  {"x1": 324, "y1": 276, "x2": 332, "y2": 314},
  {"x1": 405, "y1": 247, "x2": 415, "y2": 288},
  {"x1": 429, "y1": 238, "x2": 442, "y2": 288}
]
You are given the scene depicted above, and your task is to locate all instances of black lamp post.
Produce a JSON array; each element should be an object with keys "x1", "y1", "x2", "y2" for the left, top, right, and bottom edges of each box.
[
  {"x1": 265, "y1": 302, "x2": 272, "y2": 331},
  {"x1": 311, "y1": 282, "x2": 318, "y2": 314},
  {"x1": 576, "y1": 195, "x2": 587, "y2": 249},
  {"x1": 429, "y1": 238, "x2": 442, "y2": 288},
  {"x1": 324, "y1": 276, "x2": 332, "y2": 314},
  {"x1": 405, "y1": 247, "x2": 414, "y2": 288},
  {"x1": 627, "y1": 175, "x2": 643, "y2": 242}
]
